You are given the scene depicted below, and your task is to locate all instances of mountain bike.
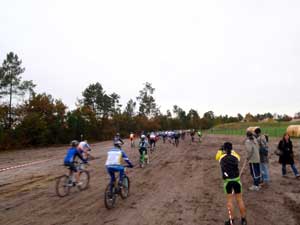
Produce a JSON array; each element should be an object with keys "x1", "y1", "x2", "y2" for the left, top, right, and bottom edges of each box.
[
  {"x1": 55, "y1": 162, "x2": 90, "y2": 197},
  {"x1": 139, "y1": 148, "x2": 150, "y2": 168},
  {"x1": 104, "y1": 166, "x2": 131, "y2": 209},
  {"x1": 130, "y1": 139, "x2": 135, "y2": 148},
  {"x1": 150, "y1": 139, "x2": 156, "y2": 153}
]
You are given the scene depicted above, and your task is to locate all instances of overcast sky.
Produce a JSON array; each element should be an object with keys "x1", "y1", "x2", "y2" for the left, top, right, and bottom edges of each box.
[{"x1": 1, "y1": 0, "x2": 300, "y2": 117}]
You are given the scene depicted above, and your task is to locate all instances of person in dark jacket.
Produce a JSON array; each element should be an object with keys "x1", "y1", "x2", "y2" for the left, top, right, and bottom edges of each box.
[
  {"x1": 254, "y1": 128, "x2": 270, "y2": 186},
  {"x1": 277, "y1": 133, "x2": 300, "y2": 178}
]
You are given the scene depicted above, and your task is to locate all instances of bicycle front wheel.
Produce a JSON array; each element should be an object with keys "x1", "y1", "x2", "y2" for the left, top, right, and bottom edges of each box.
[
  {"x1": 104, "y1": 184, "x2": 116, "y2": 209},
  {"x1": 120, "y1": 176, "x2": 130, "y2": 199},
  {"x1": 55, "y1": 175, "x2": 71, "y2": 197},
  {"x1": 77, "y1": 170, "x2": 90, "y2": 191}
]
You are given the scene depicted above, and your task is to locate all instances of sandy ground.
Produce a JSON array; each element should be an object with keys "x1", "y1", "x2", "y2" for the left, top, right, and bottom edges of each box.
[{"x1": 0, "y1": 135, "x2": 300, "y2": 225}]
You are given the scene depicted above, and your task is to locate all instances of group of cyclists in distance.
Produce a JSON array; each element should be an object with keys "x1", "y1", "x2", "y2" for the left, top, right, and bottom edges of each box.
[{"x1": 62, "y1": 129, "x2": 202, "y2": 207}]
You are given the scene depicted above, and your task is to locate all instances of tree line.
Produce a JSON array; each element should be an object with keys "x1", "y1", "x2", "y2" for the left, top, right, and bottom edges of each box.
[{"x1": 0, "y1": 52, "x2": 295, "y2": 150}]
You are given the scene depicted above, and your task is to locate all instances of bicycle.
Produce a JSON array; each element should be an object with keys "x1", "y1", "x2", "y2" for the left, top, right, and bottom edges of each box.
[
  {"x1": 130, "y1": 139, "x2": 135, "y2": 148},
  {"x1": 55, "y1": 162, "x2": 90, "y2": 197},
  {"x1": 139, "y1": 148, "x2": 150, "y2": 168},
  {"x1": 149, "y1": 140, "x2": 156, "y2": 153},
  {"x1": 104, "y1": 166, "x2": 131, "y2": 209}
]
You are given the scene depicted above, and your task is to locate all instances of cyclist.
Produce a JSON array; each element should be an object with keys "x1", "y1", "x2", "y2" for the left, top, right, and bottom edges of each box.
[
  {"x1": 181, "y1": 130, "x2": 186, "y2": 140},
  {"x1": 149, "y1": 132, "x2": 156, "y2": 149},
  {"x1": 129, "y1": 132, "x2": 135, "y2": 147},
  {"x1": 216, "y1": 142, "x2": 247, "y2": 225},
  {"x1": 190, "y1": 129, "x2": 195, "y2": 143},
  {"x1": 105, "y1": 140, "x2": 133, "y2": 194},
  {"x1": 64, "y1": 140, "x2": 88, "y2": 186},
  {"x1": 78, "y1": 141, "x2": 91, "y2": 159},
  {"x1": 113, "y1": 133, "x2": 124, "y2": 145},
  {"x1": 174, "y1": 131, "x2": 180, "y2": 147},
  {"x1": 139, "y1": 135, "x2": 149, "y2": 166},
  {"x1": 197, "y1": 129, "x2": 202, "y2": 143},
  {"x1": 162, "y1": 131, "x2": 167, "y2": 143}
]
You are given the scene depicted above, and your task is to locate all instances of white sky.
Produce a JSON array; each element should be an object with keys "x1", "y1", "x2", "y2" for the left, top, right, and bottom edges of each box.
[{"x1": 1, "y1": 0, "x2": 300, "y2": 117}]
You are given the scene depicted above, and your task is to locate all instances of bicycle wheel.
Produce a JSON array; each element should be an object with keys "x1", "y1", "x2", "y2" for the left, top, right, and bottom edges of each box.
[
  {"x1": 104, "y1": 184, "x2": 116, "y2": 209},
  {"x1": 55, "y1": 175, "x2": 71, "y2": 197},
  {"x1": 120, "y1": 176, "x2": 130, "y2": 199},
  {"x1": 77, "y1": 170, "x2": 90, "y2": 191},
  {"x1": 140, "y1": 153, "x2": 145, "y2": 168}
]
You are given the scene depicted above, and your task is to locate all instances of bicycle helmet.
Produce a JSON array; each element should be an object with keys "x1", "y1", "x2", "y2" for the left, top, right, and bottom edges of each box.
[
  {"x1": 141, "y1": 134, "x2": 146, "y2": 139},
  {"x1": 114, "y1": 140, "x2": 122, "y2": 148},
  {"x1": 71, "y1": 140, "x2": 79, "y2": 148}
]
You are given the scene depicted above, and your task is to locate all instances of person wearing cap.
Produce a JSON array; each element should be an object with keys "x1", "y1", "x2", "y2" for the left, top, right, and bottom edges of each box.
[
  {"x1": 105, "y1": 139, "x2": 133, "y2": 193},
  {"x1": 254, "y1": 128, "x2": 270, "y2": 186},
  {"x1": 217, "y1": 142, "x2": 247, "y2": 225},
  {"x1": 139, "y1": 134, "x2": 149, "y2": 166},
  {"x1": 64, "y1": 140, "x2": 88, "y2": 186},
  {"x1": 245, "y1": 131, "x2": 261, "y2": 191}
]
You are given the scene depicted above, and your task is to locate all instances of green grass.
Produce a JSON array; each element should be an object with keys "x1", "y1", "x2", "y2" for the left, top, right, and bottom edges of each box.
[{"x1": 207, "y1": 121, "x2": 300, "y2": 137}]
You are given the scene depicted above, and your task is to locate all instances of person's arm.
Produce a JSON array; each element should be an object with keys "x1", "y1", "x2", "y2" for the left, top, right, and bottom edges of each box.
[
  {"x1": 232, "y1": 150, "x2": 241, "y2": 161},
  {"x1": 290, "y1": 141, "x2": 294, "y2": 155},
  {"x1": 278, "y1": 140, "x2": 285, "y2": 153},
  {"x1": 260, "y1": 136, "x2": 268, "y2": 150},
  {"x1": 215, "y1": 150, "x2": 223, "y2": 161},
  {"x1": 121, "y1": 150, "x2": 133, "y2": 167},
  {"x1": 76, "y1": 151, "x2": 87, "y2": 163},
  {"x1": 245, "y1": 141, "x2": 254, "y2": 161},
  {"x1": 120, "y1": 138, "x2": 124, "y2": 145}
]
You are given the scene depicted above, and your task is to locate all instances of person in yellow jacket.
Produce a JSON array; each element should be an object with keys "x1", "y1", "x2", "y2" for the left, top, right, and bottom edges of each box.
[
  {"x1": 216, "y1": 142, "x2": 247, "y2": 225},
  {"x1": 216, "y1": 146, "x2": 240, "y2": 162}
]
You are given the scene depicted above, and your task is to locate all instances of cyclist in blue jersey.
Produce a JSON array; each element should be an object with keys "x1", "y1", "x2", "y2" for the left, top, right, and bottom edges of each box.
[
  {"x1": 105, "y1": 140, "x2": 133, "y2": 193},
  {"x1": 64, "y1": 140, "x2": 88, "y2": 185}
]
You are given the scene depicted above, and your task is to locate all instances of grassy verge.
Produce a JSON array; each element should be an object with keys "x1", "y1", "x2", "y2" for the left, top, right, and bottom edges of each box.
[{"x1": 207, "y1": 121, "x2": 300, "y2": 137}]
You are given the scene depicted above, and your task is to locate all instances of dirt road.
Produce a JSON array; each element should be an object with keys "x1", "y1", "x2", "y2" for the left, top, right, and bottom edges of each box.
[{"x1": 1, "y1": 135, "x2": 299, "y2": 225}]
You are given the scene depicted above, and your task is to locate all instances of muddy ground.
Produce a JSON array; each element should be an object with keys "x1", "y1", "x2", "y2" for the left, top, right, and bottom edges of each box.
[{"x1": 0, "y1": 135, "x2": 300, "y2": 225}]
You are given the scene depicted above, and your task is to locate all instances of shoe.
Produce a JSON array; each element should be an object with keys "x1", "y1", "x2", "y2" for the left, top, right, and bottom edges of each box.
[
  {"x1": 282, "y1": 174, "x2": 287, "y2": 178},
  {"x1": 295, "y1": 174, "x2": 300, "y2": 178},
  {"x1": 241, "y1": 218, "x2": 247, "y2": 225},
  {"x1": 224, "y1": 219, "x2": 234, "y2": 225},
  {"x1": 248, "y1": 185, "x2": 260, "y2": 191},
  {"x1": 260, "y1": 182, "x2": 270, "y2": 188}
]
